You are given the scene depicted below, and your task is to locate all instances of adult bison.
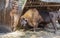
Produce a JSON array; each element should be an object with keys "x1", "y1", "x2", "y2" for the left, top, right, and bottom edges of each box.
[
  {"x1": 41, "y1": 10, "x2": 60, "y2": 33},
  {"x1": 49, "y1": 10, "x2": 60, "y2": 33},
  {"x1": 20, "y1": 8, "x2": 43, "y2": 31}
]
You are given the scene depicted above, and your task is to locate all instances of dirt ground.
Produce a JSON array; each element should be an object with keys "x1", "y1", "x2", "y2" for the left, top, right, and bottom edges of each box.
[
  {"x1": 0, "y1": 29, "x2": 60, "y2": 38},
  {"x1": 0, "y1": 25, "x2": 60, "y2": 38}
]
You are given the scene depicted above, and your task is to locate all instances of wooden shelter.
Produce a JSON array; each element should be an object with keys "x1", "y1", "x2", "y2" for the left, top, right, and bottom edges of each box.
[
  {"x1": 0, "y1": 0, "x2": 60, "y2": 26},
  {"x1": 22, "y1": 0, "x2": 60, "y2": 14}
]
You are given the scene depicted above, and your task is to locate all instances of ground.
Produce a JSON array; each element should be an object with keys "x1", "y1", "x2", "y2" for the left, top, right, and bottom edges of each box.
[{"x1": 0, "y1": 25, "x2": 60, "y2": 38}]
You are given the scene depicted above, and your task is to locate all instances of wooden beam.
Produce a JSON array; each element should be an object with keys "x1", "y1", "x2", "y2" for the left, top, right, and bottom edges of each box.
[
  {"x1": 25, "y1": 5, "x2": 60, "y2": 7},
  {"x1": 26, "y1": 2, "x2": 60, "y2": 4},
  {"x1": 42, "y1": 4, "x2": 60, "y2": 7}
]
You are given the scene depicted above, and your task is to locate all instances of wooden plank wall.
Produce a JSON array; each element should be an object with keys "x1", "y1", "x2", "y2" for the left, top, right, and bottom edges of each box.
[
  {"x1": 0, "y1": 0, "x2": 11, "y2": 26},
  {"x1": 0, "y1": 9, "x2": 11, "y2": 26}
]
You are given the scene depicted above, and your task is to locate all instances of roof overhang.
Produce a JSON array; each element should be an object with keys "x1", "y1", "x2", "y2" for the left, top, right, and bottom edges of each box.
[{"x1": 40, "y1": 0, "x2": 60, "y2": 3}]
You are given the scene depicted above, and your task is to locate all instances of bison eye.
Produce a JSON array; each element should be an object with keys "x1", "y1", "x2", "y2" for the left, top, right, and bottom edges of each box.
[{"x1": 23, "y1": 18, "x2": 25, "y2": 20}]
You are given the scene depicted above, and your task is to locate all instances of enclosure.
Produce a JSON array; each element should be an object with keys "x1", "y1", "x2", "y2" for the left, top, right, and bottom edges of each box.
[
  {"x1": 0, "y1": 0, "x2": 60, "y2": 27},
  {"x1": 0, "y1": 0, "x2": 60, "y2": 38}
]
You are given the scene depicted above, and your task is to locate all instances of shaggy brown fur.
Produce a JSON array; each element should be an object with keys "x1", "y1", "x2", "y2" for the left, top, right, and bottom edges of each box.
[{"x1": 20, "y1": 8, "x2": 43, "y2": 31}]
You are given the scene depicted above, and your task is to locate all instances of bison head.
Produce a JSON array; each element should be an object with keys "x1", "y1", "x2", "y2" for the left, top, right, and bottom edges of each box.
[{"x1": 20, "y1": 17, "x2": 28, "y2": 27}]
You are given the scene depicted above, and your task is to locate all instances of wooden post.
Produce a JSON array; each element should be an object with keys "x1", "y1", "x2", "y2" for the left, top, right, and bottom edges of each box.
[
  {"x1": 18, "y1": 0, "x2": 27, "y2": 16},
  {"x1": 4, "y1": 0, "x2": 9, "y2": 24}
]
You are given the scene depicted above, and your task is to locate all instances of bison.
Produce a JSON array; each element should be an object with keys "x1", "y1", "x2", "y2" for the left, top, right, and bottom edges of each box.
[
  {"x1": 39, "y1": 10, "x2": 60, "y2": 33},
  {"x1": 20, "y1": 8, "x2": 43, "y2": 31},
  {"x1": 49, "y1": 10, "x2": 60, "y2": 33}
]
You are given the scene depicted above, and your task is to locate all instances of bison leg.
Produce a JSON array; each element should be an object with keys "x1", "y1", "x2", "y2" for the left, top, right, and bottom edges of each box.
[
  {"x1": 33, "y1": 23, "x2": 38, "y2": 32},
  {"x1": 51, "y1": 17, "x2": 57, "y2": 33},
  {"x1": 49, "y1": 13, "x2": 58, "y2": 33},
  {"x1": 13, "y1": 15, "x2": 20, "y2": 31},
  {"x1": 52, "y1": 21, "x2": 57, "y2": 33}
]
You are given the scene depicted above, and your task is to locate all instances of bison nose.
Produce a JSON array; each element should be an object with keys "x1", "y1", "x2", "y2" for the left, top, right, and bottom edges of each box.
[{"x1": 21, "y1": 19, "x2": 27, "y2": 27}]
